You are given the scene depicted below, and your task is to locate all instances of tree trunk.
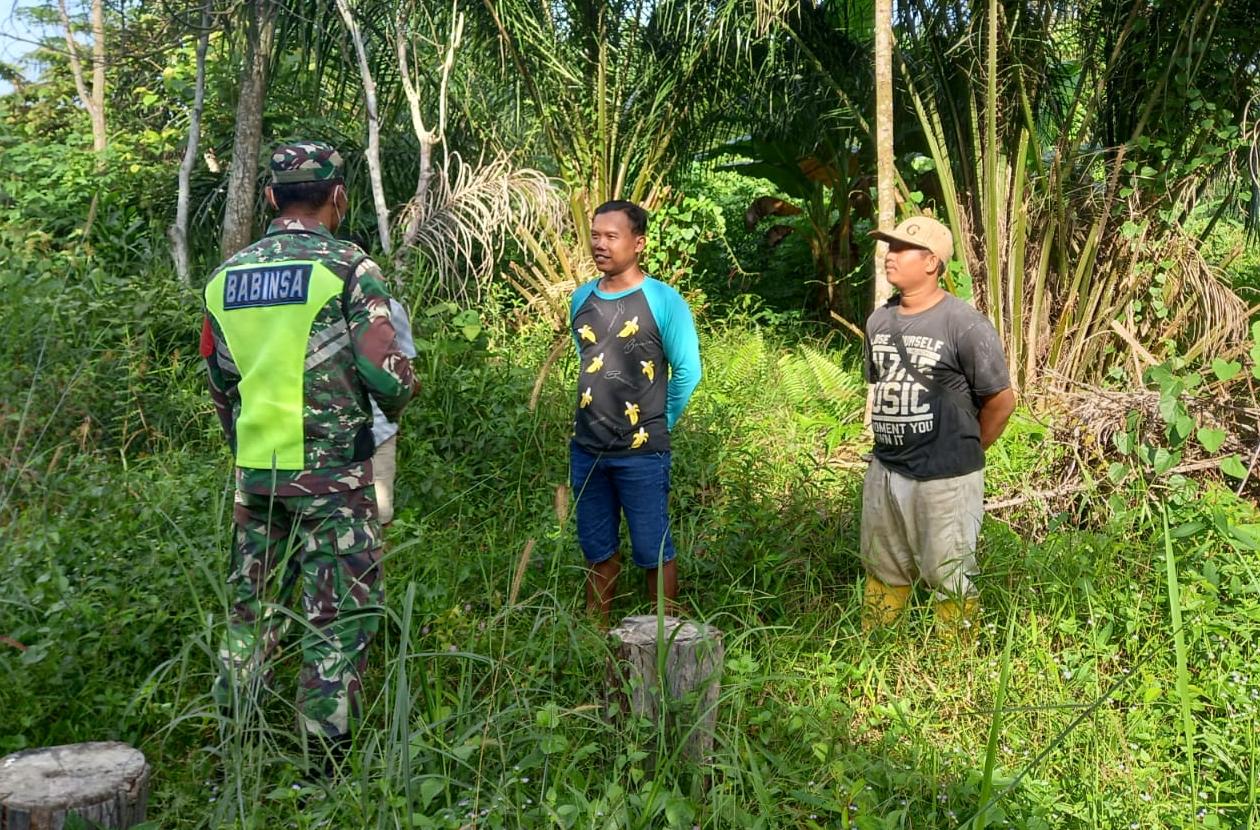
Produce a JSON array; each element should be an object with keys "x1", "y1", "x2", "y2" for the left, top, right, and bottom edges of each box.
[
  {"x1": 605, "y1": 615, "x2": 724, "y2": 764},
  {"x1": 873, "y1": 0, "x2": 895, "y2": 308},
  {"x1": 169, "y1": 0, "x2": 213, "y2": 282},
  {"x1": 57, "y1": 0, "x2": 108, "y2": 242},
  {"x1": 55, "y1": 0, "x2": 107, "y2": 157},
  {"x1": 981, "y1": 0, "x2": 1003, "y2": 321},
  {"x1": 89, "y1": 0, "x2": 106, "y2": 156},
  {"x1": 0, "y1": 742, "x2": 150, "y2": 829},
  {"x1": 336, "y1": 0, "x2": 391, "y2": 255},
  {"x1": 56, "y1": 0, "x2": 92, "y2": 127},
  {"x1": 395, "y1": 6, "x2": 463, "y2": 264},
  {"x1": 220, "y1": 0, "x2": 276, "y2": 259}
]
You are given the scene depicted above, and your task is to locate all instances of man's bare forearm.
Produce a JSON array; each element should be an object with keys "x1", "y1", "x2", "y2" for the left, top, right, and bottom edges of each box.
[{"x1": 979, "y1": 388, "x2": 1016, "y2": 450}]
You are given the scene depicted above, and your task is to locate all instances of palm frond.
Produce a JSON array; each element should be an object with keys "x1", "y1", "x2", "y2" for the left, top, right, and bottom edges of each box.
[{"x1": 394, "y1": 152, "x2": 562, "y2": 302}]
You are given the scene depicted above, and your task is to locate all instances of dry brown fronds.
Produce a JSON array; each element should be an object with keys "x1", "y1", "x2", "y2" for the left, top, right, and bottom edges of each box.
[
  {"x1": 1029, "y1": 369, "x2": 1260, "y2": 496},
  {"x1": 393, "y1": 153, "x2": 563, "y2": 303}
]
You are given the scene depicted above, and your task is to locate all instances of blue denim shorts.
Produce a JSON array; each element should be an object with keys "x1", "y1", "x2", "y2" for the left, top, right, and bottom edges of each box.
[{"x1": 569, "y1": 442, "x2": 675, "y2": 569}]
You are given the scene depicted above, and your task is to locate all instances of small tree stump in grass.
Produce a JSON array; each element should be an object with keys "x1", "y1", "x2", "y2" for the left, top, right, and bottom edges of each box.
[
  {"x1": 606, "y1": 615, "x2": 724, "y2": 763},
  {"x1": 0, "y1": 742, "x2": 150, "y2": 829}
]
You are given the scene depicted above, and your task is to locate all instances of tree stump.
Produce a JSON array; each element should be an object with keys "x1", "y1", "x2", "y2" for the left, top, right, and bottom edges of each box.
[
  {"x1": 0, "y1": 742, "x2": 150, "y2": 830},
  {"x1": 606, "y1": 615, "x2": 724, "y2": 763}
]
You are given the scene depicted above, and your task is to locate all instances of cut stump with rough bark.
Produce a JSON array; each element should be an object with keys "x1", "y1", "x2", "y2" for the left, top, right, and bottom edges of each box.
[
  {"x1": 606, "y1": 615, "x2": 724, "y2": 763},
  {"x1": 0, "y1": 742, "x2": 150, "y2": 829}
]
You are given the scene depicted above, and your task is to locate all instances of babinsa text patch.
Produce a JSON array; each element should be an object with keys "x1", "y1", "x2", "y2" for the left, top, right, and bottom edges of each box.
[{"x1": 223, "y1": 264, "x2": 313, "y2": 309}]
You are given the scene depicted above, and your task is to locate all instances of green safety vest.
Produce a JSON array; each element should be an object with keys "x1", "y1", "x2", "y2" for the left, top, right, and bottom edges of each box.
[{"x1": 204, "y1": 259, "x2": 344, "y2": 470}]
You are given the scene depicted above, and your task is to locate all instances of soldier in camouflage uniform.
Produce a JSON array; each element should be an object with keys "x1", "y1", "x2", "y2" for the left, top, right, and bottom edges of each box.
[{"x1": 199, "y1": 142, "x2": 415, "y2": 762}]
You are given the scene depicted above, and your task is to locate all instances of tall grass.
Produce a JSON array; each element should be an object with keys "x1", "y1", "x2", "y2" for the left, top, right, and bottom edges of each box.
[
  {"x1": 3, "y1": 289, "x2": 1260, "y2": 827},
  {"x1": 1162, "y1": 504, "x2": 1198, "y2": 824}
]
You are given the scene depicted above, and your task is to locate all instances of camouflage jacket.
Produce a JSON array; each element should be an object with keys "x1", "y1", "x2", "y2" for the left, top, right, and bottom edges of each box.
[{"x1": 201, "y1": 218, "x2": 415, "y2": 496}]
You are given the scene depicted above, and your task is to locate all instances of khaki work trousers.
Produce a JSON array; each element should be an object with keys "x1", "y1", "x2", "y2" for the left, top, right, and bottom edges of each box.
[{"x1": 860, "y1": 457, "x2": 984, "y2": 600}]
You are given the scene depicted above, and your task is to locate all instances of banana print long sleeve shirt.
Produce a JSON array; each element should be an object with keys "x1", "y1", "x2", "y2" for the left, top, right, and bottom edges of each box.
[{"x1": 569, "y1": 276, "x2": 701, "y2": 454}]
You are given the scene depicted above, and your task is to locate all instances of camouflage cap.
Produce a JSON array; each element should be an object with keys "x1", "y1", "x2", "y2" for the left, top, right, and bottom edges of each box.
[{"x1": 270, "y1": 141, "x2": 344, "y2": 184}]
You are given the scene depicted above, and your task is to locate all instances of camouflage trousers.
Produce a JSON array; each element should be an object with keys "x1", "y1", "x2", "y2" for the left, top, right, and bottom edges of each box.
[{"x1": 212, "y1": 486, "x2": 383, "y2": 741}]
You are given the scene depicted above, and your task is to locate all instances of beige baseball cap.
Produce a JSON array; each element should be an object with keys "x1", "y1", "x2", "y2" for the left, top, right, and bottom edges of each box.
[{"x1": 870, "y1": 216, "x2": 953, "y2": 265}]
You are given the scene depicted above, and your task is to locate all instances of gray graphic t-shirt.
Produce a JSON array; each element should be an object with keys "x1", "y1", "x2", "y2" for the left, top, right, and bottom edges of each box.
[{"x1": 864, "y1": 294, "x2": 1010, "y2": 480}]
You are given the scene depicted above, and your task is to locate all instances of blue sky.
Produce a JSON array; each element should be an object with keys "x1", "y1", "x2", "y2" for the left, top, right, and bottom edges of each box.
[{"x1": 0, "y1": 0, "x2": 47, "y2": 94}]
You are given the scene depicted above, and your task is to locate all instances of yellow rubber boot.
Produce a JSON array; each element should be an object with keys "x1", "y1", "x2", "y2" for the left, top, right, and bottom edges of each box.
[
  {"x1": 861, "y1": 577, "x2": 911, "y2": 630},
  {"x1": 934, "y1": 597, "x2": 981, "y2": 639}
]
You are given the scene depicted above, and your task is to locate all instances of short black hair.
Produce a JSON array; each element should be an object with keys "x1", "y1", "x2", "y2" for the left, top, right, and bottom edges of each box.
[
  {"x1": 593, "y1": 200, "x2": 649, "y2": 236},
  {"x1": 270, "y1": 179, "x2": 342, "y2": 212}
]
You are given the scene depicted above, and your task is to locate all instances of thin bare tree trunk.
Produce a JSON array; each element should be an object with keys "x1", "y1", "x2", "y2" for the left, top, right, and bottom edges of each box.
[
  {"x1": 873, "y1": 0, "x2": 894, "y2": 308},
  {"x1": 89, "y1": 0, "x2": 105, "y2": 155},
  {"x1": 336, "y1": 0, "x2": 391, "y2": 255},
  {"x1": 395, "y1": 2, "x2": 463, "y2": 264},
  {"x1": 56, "y1": 0, "x2": 92, "y2": 126},
  {"x1": 57, "y1": 0, "x2": 107, "y2": 241},
  {"x1": 220, "y1": 0, "x2": 275, "y2": 258},
  {"x1": 169, "y1": 0, "x2": 213, "y2": 282},
  {"x1": 56, "y1": 0, "x2": 108, "y2": 156}
]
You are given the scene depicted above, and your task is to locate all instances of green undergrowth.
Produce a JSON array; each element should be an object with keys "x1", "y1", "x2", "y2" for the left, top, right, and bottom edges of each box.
[{"x1": 3, "y1": 288, "x2": 1260, "y2": 829}]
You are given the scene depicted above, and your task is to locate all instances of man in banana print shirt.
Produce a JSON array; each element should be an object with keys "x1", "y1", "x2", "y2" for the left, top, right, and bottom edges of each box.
[{"x1": 569, "y1": 201, "x2": 702, "y2": 624}]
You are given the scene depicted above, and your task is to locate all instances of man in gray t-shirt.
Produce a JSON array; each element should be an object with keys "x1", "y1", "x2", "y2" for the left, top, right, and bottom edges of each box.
[{"x1": 861, "y1": 216, "x2": 1015, "y2": 634}]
